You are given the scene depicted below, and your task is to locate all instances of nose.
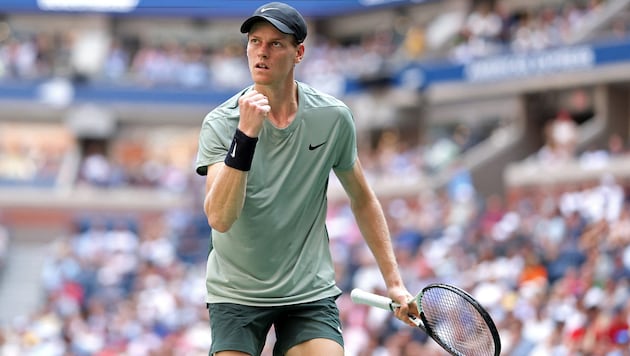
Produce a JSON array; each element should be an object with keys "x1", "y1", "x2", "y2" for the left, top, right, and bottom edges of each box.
[{"x1": 257, "y1": 46, "x2": 269, "y2": 59}]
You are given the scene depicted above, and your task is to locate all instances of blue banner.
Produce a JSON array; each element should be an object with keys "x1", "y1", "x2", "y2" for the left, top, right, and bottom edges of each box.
[
  {"x1": 0, "y1": 0, "x2": 428, "y2": 17},
  {"x1": 394, "y1": 37, "x2": 630, "y2": 90}
]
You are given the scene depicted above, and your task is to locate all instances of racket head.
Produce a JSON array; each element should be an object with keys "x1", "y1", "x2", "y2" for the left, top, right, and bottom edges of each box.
[{"x1": 415, "y1": 283, "x2": 501, "y2": 356}]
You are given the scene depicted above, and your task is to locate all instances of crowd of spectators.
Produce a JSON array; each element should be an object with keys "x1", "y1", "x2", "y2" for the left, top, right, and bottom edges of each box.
[
  {"x1": 0, "y1": 124, "x2": 74, "y2": 187},
  {"x1": 0, "y1": 212, "x2": 212, "y2": 356},
  {"x1": 1, "y1": 132, "x2": 630, "y2": 355},
  {"x1": 449, "y1": 0, "x2": 622, "y2": 62},
  {"x1": 0, "y1": 118, "x2": 489, "y2": 192},
  {"x1": 0, "y1": 0, "x2": 626, "y2": 93},
  {"x1": 75, "y1": 130, "x2": 199, "y2": 192},
  {"x1": 0, "y1": 0, "x2": 625, "y2": 187}
]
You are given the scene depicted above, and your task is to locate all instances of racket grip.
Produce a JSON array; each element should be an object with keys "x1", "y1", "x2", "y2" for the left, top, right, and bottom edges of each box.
[{"x1": 350, "y1": 288, "x2": 395, "y2": 311}]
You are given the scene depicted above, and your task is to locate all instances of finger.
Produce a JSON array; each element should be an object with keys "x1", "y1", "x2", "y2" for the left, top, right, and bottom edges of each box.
[
  {"x1": 239, "y1": 91, "x2": 258, "y2": 105},
  {"x1": 250, "y1": 95, "x2": 269, "y2": 112},
  {"x1": 254, "y1": 98, "x2": 270, "y2": 110},
  {"x1": 241, "y1": 92, "x2": 267, "y2": 106},
  {"x1": 393, "y1": 301, "x2": 410, "y2": 326},
  {"x1": 395, "y1": 296, "x2": 418, "y2": 326},
  {"x1": 246, "y1": 89, "x2": 264, "y2": 99},
  {"x1": 241, "y1": 99, "x2": 269, "y2": 118},
  {"x1": 251, "y1": 93, "x2": 267, "y2": 102},
  {"x1": 407, "y1": 298, "x2": 420, "y2": 317}
]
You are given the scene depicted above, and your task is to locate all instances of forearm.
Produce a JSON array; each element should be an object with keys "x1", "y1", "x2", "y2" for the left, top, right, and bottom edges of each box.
[
  {"x1": 204, "y1": 164, "x2": 247, "y2": 232},
  {"x1": 204, "y1": 120, "x2": 260, "y2": 232},
  {"x1": 351, "y1": 196, "x2": 405, "y2": 290}
]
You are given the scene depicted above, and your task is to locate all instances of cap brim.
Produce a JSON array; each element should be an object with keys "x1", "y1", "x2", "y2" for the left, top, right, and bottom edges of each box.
[{"x1": 240, "y1": 15, "x2": 294, "y2": 36}]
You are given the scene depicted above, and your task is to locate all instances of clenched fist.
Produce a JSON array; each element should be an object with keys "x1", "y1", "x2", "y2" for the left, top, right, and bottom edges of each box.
[{"x1": 238, "y1": 90, "x2": 270, "y2": 137}]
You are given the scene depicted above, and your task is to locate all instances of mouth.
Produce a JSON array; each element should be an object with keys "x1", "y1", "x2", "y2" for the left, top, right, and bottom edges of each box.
[{"x1": 255, "y1": 63, "x2": 269, "y2": 70}]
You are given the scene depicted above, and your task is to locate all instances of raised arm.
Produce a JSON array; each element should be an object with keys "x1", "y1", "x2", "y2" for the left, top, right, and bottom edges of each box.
[{"x1": 203, "y1": 90, "x2": 269, "y2": 232}]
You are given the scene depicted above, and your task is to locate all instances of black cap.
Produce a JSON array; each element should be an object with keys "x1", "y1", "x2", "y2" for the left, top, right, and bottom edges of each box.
[{"x1": 240, "y1": 2, "x2": 307, "y2": 43}]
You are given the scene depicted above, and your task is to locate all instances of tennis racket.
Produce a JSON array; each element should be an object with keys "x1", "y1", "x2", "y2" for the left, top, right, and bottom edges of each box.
[{"x1": 351, "y1": 283, "x2": 501, "y2": 356}]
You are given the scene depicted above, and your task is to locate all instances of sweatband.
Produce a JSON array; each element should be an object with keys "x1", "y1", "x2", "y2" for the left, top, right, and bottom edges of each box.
[{"x1": 224, "y1": 128, "x2": 258, "y2": 171}]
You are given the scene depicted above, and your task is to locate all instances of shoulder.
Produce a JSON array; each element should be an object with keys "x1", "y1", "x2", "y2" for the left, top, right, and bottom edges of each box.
[{"x1": 298, "y1": 81, "x2": 351, "y2": 115}]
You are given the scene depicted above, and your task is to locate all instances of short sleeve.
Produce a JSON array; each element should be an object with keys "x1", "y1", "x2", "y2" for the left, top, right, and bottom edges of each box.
[
  {"x1": 195, "y1": 113, "x2": 232, "y2": 176},
  {"x1": 333, "y1": 106, "x2": 357, "y2": 171}
]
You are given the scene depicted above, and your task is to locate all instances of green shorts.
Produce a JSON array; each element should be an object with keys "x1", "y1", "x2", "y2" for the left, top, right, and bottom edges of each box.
[{"x1": 207, "y1": 296, "x2": 344, "y2": 356}]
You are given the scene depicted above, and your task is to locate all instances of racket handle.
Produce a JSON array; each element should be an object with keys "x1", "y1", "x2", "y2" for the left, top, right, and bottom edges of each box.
[{"x1": 351, "y1": 288, "x2": 396, "y2": 311}]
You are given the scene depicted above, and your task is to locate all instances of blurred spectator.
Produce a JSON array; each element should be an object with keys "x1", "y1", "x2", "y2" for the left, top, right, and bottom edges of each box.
[
  {"x1": 79, "y1": 151, "x2": 112, "y2": 187},
  {"x1": 399, "y1": 21, "x2": 426, "y2": 60},
  {"x1": 0, "y1": 142, "x2": 38, "y2": 182},
  {"x1": 178, "y1": 42, "x2": 210, "y2": 88},
  {"x1": 0, "y1": 220, "x2": 9, "y2": 272},
  {"x1": 209, "y1": 43, "x2": 249, "y2": 90},
  {"x1": 101, "y1": 39, "x2": 130, "y2": 82},
  {"x1": 454, "y1": 0, "x2": 505, "y2": 60},
  {"x1": 537, "y1": 109, "x2": 578, "y2": 163}
]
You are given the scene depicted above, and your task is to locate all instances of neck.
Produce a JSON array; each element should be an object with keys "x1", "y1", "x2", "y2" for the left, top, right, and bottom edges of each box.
[{"x1": 254, "y1": 81, "x2": 298, "y2": 128}]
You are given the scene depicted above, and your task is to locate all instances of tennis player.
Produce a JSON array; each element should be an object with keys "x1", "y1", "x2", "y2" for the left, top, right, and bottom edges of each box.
[{"x1": 195, "y1": 2, "x2": 418, "y2": 355}]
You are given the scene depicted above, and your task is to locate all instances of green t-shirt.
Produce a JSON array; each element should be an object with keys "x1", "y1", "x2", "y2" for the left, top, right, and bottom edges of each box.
[{"x1": 195, "y1": 81, "x2": 357, "y2": 306}]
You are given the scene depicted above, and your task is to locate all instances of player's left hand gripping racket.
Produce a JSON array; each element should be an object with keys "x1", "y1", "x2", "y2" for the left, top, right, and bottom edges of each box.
[{"x1": 351, "y1": 284, "x2": 501, "y2": 356}]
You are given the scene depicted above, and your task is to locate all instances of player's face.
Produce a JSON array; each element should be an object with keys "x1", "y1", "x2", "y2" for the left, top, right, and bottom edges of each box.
[{"x1": 246, "y1": 22, "x2": 304, "y2": 86}]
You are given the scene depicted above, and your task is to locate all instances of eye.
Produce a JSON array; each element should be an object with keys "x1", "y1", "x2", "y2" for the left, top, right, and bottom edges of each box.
[{"x1": 272, "y1": 41, "x2": 282, "y2": 47}]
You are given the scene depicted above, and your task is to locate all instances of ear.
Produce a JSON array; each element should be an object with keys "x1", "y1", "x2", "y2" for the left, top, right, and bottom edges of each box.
[{"x1": 295, "y1": 43, "x2": 305, "y2": 64}]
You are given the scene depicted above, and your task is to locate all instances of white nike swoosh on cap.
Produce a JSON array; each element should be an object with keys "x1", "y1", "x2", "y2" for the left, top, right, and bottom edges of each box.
[{"x1": 260, "y1": 7, "x2": 279, "y2": 12}]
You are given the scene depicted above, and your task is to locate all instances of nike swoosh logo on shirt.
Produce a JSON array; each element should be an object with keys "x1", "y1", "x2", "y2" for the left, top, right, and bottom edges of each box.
[{"x1": 309, "y1": 142, "x2": 326, "y2": 151}]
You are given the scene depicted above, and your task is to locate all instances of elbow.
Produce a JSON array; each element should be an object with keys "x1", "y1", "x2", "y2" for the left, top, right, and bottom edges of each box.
[
  {"x1": 207, "y1": 213, "x2": 233, "y2": 233},
  {"x1": 204, "y1": 200, "x2": 234, "y2": 233}
]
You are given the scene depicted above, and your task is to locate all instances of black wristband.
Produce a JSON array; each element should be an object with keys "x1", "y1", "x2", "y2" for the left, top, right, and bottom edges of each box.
[{"x1": 224, "y1": 128, "x2": 258, "y2": 171}]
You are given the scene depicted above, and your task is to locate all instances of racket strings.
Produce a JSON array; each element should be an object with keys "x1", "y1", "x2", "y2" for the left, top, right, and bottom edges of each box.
[{"x1": 421, "y1": 288, "x2": 496, "y2": 356}]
